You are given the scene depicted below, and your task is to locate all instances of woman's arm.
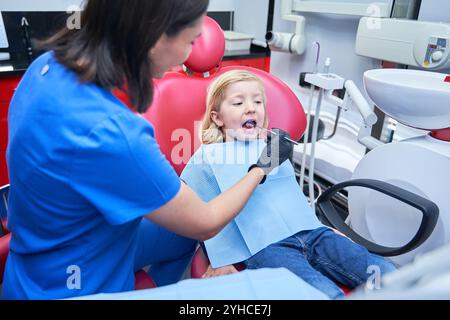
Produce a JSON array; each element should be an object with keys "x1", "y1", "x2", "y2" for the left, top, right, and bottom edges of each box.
[{"x1": 145, "y1": 167, "x2": 265, "y2": 241}]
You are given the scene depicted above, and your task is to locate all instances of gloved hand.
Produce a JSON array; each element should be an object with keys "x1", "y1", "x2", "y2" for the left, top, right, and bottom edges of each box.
[{"x1": 249, "y1": 128, "x2": 294, "y2": 184}]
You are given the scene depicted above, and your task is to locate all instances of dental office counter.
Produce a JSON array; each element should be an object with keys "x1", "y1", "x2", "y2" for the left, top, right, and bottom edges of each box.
[
  {"x1": 222, "y1": 45, "x2": 271, "y2": 72},
  {"x1": 0, "y1": 70, "x2": 22, "y2": 187}
]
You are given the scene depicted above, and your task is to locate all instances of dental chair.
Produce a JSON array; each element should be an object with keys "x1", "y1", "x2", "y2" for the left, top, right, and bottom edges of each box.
[
  {"x1": 142, "y1": 16, "x2": 439, "y2": 291},
  {"x1": 144, "y1": 16, "x2": 307, "y2": 176}
]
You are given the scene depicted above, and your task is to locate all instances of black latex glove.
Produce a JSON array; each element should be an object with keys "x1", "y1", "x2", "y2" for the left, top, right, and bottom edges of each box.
[{"x1": 249, "y1": 128, "x2": 294, "y2": 184}]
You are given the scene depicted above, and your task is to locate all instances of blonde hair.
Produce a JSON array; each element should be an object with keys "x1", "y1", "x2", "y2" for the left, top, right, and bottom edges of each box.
[{"x1": 201, "y1": 70, "x2": 269, "y2": 144}]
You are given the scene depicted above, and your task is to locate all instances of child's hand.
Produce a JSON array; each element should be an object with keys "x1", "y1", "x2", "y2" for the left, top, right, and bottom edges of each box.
[{"x1": 202, "y1": 264, "x2": 239, "y2": 278}]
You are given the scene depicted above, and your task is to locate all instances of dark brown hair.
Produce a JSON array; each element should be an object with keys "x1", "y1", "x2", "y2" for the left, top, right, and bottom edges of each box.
[{"x1": 41, "y1": 0, "x2": 209, "y2": 113}]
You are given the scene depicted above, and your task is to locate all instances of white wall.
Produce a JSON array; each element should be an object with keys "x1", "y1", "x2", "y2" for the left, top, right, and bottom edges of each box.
[
  {"x1": 233, "y1": 0, "x2": 269, "y2": 44},
  {"x1": 270, "y1": 0, "x2": 392, "y2": 183},
  {"x1": 208, "y1": 0, "x2": 236, "y2": 12},
  {"x1": 0, "y1": 0, "x2": 242, "y2": 12},
  {"x1": 419, "y1": 0, "x2": 450, "y2": 23},
  {"x1": 0, "y1": 0, "x2": 237, "y2": 12},
  {"x1": 209, "y1": 0, "x2": 269, "y2": 44},
  {"x1": 0, "y1": 0, "x2": 84, "y2": 11},
  {"x1": 0, "y1": 0, "x2": 270, "y2": 45}
]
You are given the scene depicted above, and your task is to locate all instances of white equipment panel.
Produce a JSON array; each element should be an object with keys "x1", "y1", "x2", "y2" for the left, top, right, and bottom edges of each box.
[
  {"x1": 0, "y1": 12, "x2": 8, "y2": 48},
  {"x1": 356, "y1": 18, "x2": 450, "y2": 70}
]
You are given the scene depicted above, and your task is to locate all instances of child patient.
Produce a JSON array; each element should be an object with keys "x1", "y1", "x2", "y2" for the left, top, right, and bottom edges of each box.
[{"x1": 181, "y1": 70, "x2": 395, "y2": 299}]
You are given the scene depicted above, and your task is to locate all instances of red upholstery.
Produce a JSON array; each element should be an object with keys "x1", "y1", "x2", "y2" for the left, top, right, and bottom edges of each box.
[
  {"x1": 432, "y1": 127, "x2": 450, "y2": 142},
  {"x1": 191, "y1": 248, "x2": 245, "y2": 279},
  {"x1": 1, "y1": 218, "x2": 8, "y2": 234},
  {"x1": 0, "y1": 233, "x2": 11, "y2": 284},
  {"x1": 184, "y1": 17, "x2": 225, "y2": 74},
  {"x1": 147, "y1": 68, "x2": 306, "y2": 175},
  {"x1": 146, "y1": 68, "x2": 306, "y2": 175},
  {"x1": 134, "y1": 270, "x2": 157, "y2": 291},
  {"x1": 190, "y1": 246, "x2": 210, "y2": 279},
  {"x1": 144, "y1": 17, "x2": 306, "y2": 175}
]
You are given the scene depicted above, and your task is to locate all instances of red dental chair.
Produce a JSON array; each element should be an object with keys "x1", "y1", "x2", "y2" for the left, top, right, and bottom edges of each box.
[
  {"x1": 144, "y1": 16, "x2": 307, "y2": 176},
  {"x1": 143, "y1": 16, "x2": 308, "y2": 278},
  {"x1": 143, "y1": 16, "x2": 439, "y2": 294}
]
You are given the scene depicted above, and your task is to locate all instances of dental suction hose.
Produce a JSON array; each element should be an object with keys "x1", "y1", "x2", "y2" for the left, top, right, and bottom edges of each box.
[{"x1": 344, "y1": 80, "x2": 383, "y2": 150}]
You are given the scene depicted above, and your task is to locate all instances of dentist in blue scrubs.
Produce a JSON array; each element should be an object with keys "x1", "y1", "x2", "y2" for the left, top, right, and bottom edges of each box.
[{"x1": 3, "y1": 0, "x2": 293, "y2": 299}]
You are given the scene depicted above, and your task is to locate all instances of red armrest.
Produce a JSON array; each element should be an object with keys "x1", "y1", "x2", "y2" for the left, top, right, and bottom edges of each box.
[
  {"x1": 191, "y1": 247, "x2": 245, "y2": 279},
  {"x1": 1, "y1": 218, "x2": 8, "y2": 235},
  {"x1": 134, "y1": 270, "x2": 157, "y2": 290},
  {"x1": 0, "y1": 233, "x2": 11, "y2": 284},
  {"x1": 191, "y1": 247, "x2": 210, "y2": 279}
]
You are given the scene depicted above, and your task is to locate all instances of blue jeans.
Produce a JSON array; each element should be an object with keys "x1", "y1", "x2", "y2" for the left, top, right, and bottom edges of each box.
[
  {"x1": 133, "y1": 219, "x2": 197, "y2": 286},
  {"x1": 245, "y1": 227, "x2": 396, "y2": 299}
]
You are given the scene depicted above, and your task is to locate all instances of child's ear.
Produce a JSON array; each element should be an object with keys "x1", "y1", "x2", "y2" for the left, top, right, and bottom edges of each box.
[{"x1": 211, "y1": 111, "x2": 224, "y2": 127}]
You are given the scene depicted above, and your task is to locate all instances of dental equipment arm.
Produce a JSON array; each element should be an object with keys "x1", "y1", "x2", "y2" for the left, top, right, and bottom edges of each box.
[
  {"x1": 316, "y1": 179, "x2": 439, "y2": 256},
  {"x1": 343, "y1": 80, "x2": 384, "y2": 150}
]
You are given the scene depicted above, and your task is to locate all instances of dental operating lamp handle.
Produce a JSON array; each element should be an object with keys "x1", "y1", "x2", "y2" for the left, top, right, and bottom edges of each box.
[
  {"x1": 359, "y1": 135, "x2": 384, "y2": 151},
  {"x1": 316, "y1": 179, "x2": 439, "y2": 257},
  {"x1": 344, "y1": 80, "x2": 377, "y2": 126}
]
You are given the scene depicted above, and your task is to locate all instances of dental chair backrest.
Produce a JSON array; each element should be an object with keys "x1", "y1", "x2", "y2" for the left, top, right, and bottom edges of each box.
[{"x1": 143, "y1": 17, "x2": 307, "y2": 175}]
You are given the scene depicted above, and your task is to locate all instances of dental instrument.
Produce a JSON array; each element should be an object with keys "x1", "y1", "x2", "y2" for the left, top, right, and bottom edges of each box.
[
  {"x1": 258, "y1": 127, "x2": 299, "y2": 146},
  {"x1": 303, "y1": 58, "x2": 345, "y2": 208},
  {"x1": 299, "y1": 41, "x2": 320, "y2": 194}
]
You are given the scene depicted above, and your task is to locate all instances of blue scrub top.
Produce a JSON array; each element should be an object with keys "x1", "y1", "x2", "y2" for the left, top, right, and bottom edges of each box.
[{"x1": 3, "y1": 52, "x2": 181, "y2": 299}]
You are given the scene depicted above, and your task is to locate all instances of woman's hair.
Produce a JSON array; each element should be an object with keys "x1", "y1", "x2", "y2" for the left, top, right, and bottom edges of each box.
[
  {"x1": 201, "y1": 70, "x2": 269, "y2": 144},
  {"x1": 40, "y1": 0, "x2": 209, "y2": 113}
]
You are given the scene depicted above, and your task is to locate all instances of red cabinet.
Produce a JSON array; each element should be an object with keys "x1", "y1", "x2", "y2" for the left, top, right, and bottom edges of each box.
[
  {"x1": 221, "y1": 57, "x2": 270, "y2": 72},
  {"x1": 0, "y1": 76, "x2": 22, "y2": 187}
]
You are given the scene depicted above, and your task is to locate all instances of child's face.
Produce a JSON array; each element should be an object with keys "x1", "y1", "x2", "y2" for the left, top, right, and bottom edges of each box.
[{"x1": 212, "y1": 81, "x2": 266, "y2": 142}]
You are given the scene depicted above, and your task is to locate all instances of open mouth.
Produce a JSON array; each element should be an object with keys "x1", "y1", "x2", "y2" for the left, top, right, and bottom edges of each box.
[{"x1": 242, "y1": 120, "x2": 257, "y2": 129}]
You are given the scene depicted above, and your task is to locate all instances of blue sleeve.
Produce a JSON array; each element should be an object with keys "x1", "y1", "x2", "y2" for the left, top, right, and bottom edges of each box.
[{"x1": 70, "y1": 112, "x2": 181, "y2": 225}]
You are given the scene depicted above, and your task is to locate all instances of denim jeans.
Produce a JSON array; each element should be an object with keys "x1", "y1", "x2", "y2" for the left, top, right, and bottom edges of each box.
[{"x1": 245, "y1": 227, "x2": 396, "y2": 299}]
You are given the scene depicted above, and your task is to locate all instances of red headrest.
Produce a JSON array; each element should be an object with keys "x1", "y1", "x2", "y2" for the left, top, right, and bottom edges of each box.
[
  {"x1": 146, "y1": 66, "x2": 307, "y2": 175},
  {"x1": 144, "y1": 16, "x2": 306, "y2": 176},
  {"x1": 184, "y1": 16, "x2": 225, "y2": 73}
]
